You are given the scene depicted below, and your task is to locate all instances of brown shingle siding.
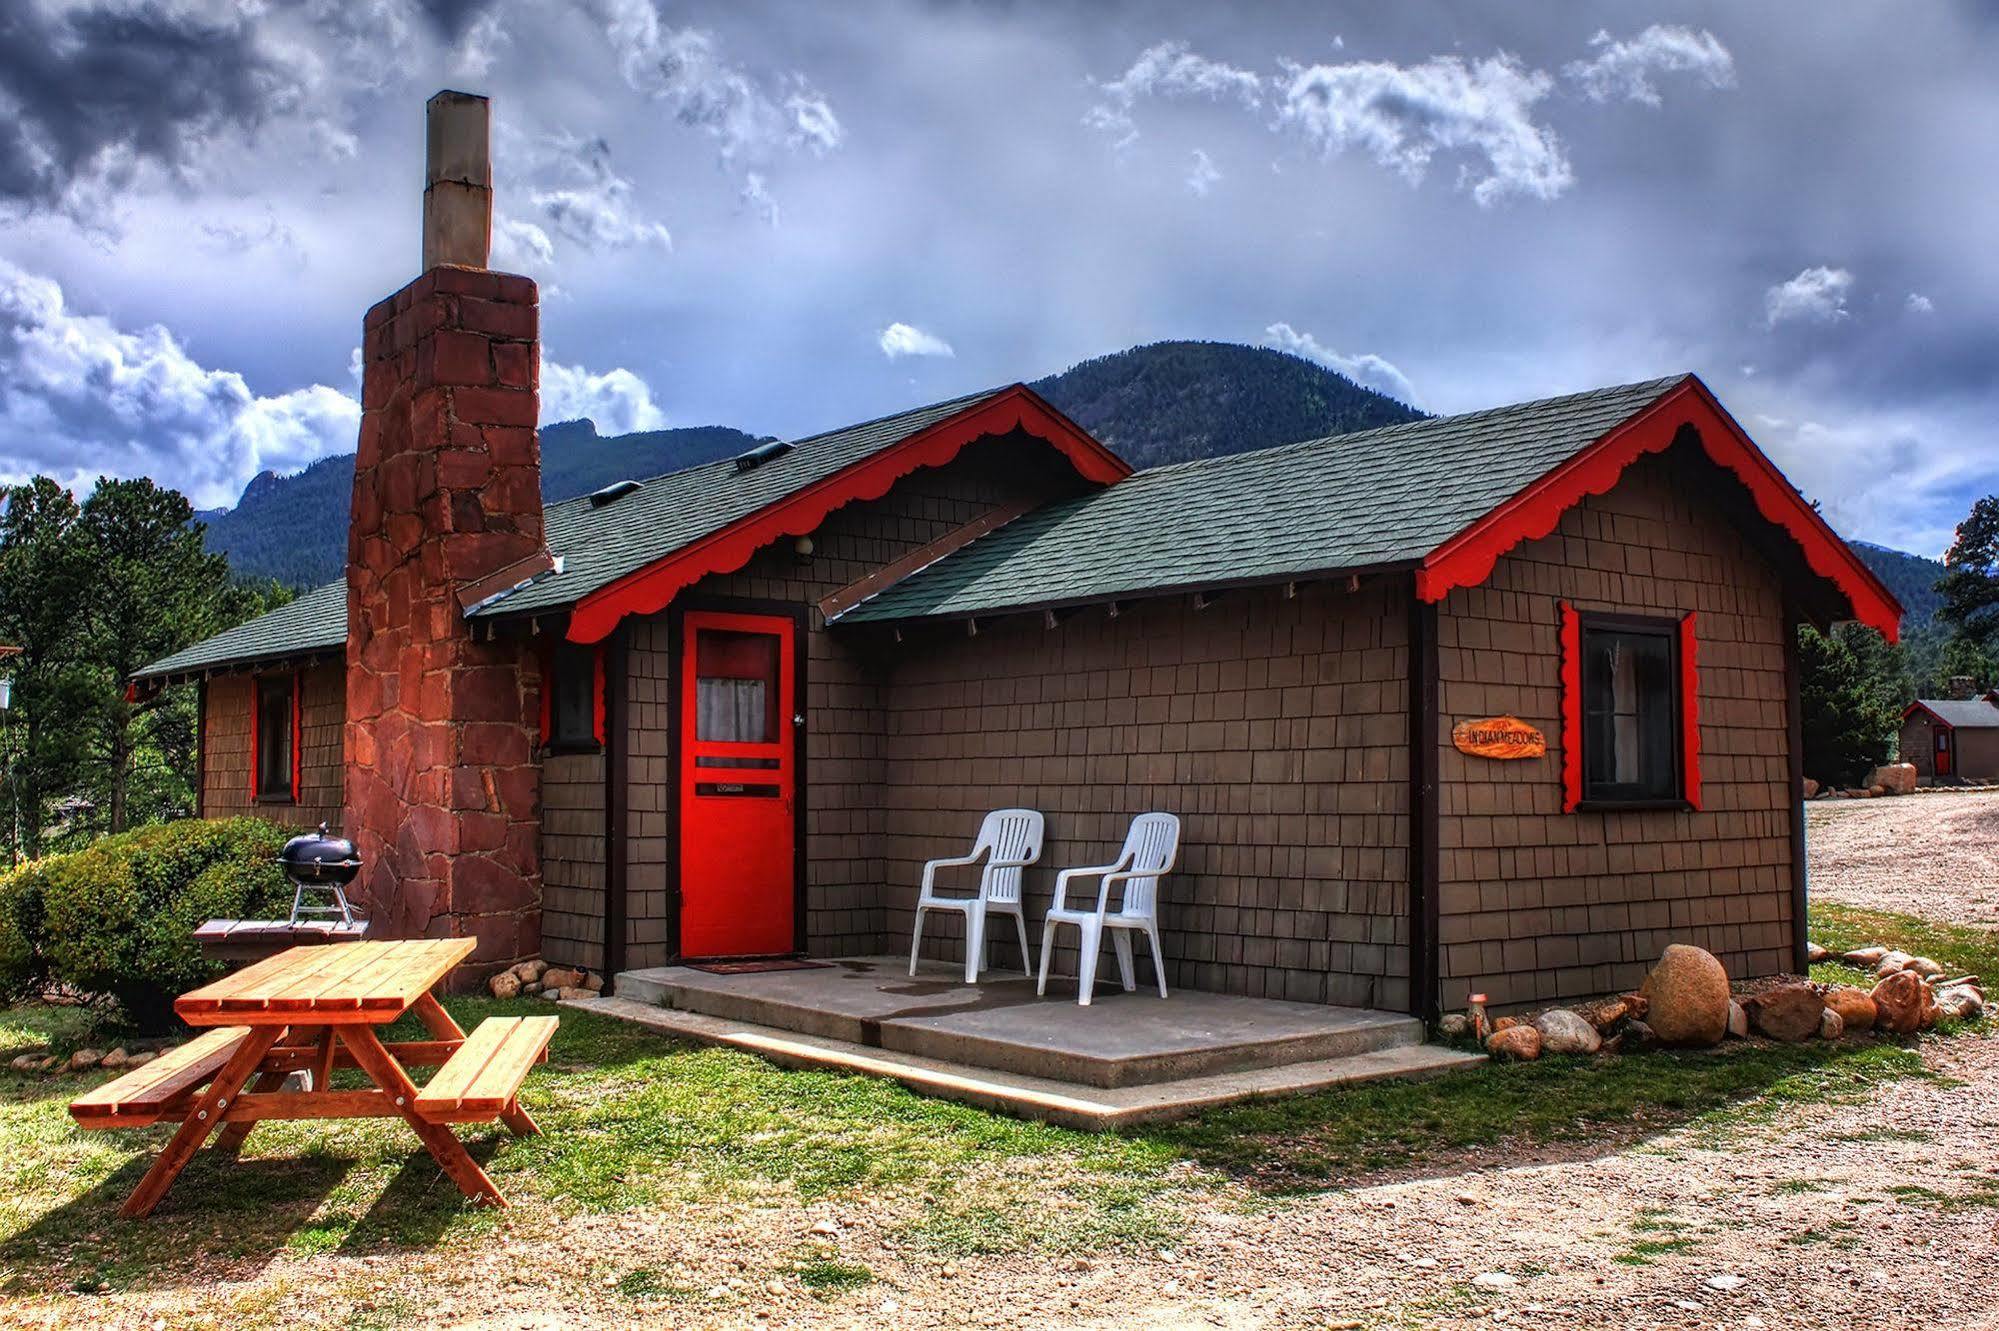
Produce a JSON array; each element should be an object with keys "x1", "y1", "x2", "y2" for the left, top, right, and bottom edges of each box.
[
  {"x1": 1436, "y1": 447, "x2": 1796, "y2": 1010},
  {"x1": 201, "y1": 660, "x2": 344, "y2": 830}
]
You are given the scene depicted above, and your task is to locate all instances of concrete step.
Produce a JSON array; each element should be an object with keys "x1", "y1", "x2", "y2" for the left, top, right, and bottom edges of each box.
[
  {"x1": 563, "y1": 994, "x2": 1483, "y2": 1131},
  {"x1": 612, "y1": 958, "x2": 1426, "y2": 1088}
]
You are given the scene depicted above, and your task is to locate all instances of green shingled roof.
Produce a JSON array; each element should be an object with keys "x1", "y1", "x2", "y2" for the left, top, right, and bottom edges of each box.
[
  {"x1": 834, "y1": 375, "x2": 1687, "y2": 624},
  {"x1": 137, "y1": 388, "x2": 1009, "y2": 677},
  {"x1": 471, "y1": 387, "x2": 1005, "y2": 620},
  {"x1": 135, "y1": 579, "x2": 347, "y2": 681}
]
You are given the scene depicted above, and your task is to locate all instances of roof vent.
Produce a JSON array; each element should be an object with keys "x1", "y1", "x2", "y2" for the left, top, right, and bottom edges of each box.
[
  {"x1": 588, "y1": 479, "x2": 642, "y2": 508},
  {"x1": 734, "y1": 440, "x2": 794, "y2": 473}
]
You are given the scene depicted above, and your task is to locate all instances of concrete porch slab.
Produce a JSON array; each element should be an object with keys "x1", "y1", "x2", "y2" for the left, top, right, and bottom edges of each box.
[
  {"x1": 614, "y1": 956, "x2": 1426, "y2": 1089},
  {"x1": 562, "y1": 993, "x2": 1484, "y2": 1131}
]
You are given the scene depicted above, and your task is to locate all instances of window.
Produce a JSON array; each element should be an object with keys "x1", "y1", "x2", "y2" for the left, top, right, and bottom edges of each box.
[
  {"x1": 545, "y1": 641, "x2": 601, "y2": 750},
  {"x1": 254, "y1": 674, "x2": 297, "y2": 803},
  {"x1": 1560, "y1": 603, "x2": 1700, "y2": 811},
  {"x1": 694, "y1": 629, "x2": 778, "y2": 744}
]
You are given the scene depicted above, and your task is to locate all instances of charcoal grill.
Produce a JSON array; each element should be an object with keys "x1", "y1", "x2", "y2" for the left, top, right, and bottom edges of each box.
[{"x1": 279, "y1": 822, "x2": 366, "y2": 928}]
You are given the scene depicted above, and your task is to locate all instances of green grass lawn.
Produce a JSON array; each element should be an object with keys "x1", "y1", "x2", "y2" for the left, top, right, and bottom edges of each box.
[{"x1": 0, "y1": 901, "x2": 1978, "y2": 1301}]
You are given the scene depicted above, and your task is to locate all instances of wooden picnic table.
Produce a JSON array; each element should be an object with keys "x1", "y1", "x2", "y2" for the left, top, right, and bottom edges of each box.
[{"x1": 69, "y1": 938, "x2": 557, "y2": 1218}]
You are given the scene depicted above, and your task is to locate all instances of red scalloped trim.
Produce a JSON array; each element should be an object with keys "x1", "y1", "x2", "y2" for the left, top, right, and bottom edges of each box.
[
  {"x1": 290, "y1": 670, "x2": 302, "y2": 804},
  {"x1": 1415, "y1": 377, "x2": 1902, "y2": 643},
  {"x1": 1679, "y1": 610, "x2": 1700, "y2": 810},
  {"x1": 565, "y1": 384, "x2": 1129, "y2": 644},
  {"x1": 1559, "y1": 600, "x2": 1582, "y2": 813}
]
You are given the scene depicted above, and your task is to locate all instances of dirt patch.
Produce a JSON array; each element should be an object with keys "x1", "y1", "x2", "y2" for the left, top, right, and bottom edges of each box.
[{"x1": 1809, "y1": 791, "x2": 1999, "y2": 927}]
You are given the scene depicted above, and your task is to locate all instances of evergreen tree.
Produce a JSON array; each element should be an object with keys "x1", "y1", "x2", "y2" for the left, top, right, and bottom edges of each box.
[
  {"x1": 1798, "y1": 624, "x2": 1902, "y2": 786},
  {"x1": 1938, "y1": 495, "x2": 1999, "y2": 649}
]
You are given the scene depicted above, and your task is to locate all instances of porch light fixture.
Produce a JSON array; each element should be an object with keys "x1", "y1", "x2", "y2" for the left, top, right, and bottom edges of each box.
[{"x1": 793, "y1": 534, "x2": 815, "y2": 560}]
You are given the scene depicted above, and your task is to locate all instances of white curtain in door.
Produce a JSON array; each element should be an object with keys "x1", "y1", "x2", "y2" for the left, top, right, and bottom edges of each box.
[{"x1": 697, "y1": 677, "x2": 768, "y2": 742}]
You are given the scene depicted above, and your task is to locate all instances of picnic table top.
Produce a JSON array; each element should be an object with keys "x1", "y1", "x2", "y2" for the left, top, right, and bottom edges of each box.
[{"x1": 175, "y1": 937, "x2": 476, "y2": 1026}]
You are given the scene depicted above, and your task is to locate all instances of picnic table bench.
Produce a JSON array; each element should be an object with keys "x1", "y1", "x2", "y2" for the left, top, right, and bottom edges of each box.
[{"x1": 68, "y1": 938, "x2": 556, "y2": 1218}]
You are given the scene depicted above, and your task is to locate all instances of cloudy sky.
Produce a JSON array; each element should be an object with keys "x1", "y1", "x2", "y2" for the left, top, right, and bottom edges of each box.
[{"x1": 1, "y1": 1, "x2": 1993, "y2": 556}]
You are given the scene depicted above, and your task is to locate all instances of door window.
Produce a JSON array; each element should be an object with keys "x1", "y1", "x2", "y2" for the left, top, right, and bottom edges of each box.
[{"x1": 694, "y1": 629, "x2": 779, "y2": 744}]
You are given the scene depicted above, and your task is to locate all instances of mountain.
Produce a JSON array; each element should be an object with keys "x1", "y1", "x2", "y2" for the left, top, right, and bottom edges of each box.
[
  {"x1": 1851, "y1": 540, "x2": 1946, "y2": 631},
  {"x1": 1031, "y1": 340, "x2": 1422, "y2": 469},
  {"x1": 197, "y1": 341, "x2": 1421, "y2": 587},
  {"x1": 198, "y1": 420, "x2": 762, "y2": 587}
]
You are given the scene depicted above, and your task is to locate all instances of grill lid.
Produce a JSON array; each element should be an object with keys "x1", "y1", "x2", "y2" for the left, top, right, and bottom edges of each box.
[{"x1": 279, "y1": 822, "x2": 360, "y2": 869}]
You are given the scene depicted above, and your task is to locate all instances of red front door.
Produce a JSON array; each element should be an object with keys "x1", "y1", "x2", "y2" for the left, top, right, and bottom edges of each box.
[
  {"x1": 678, "y1": 610, "x2": 798, "y2": 957},
  {"x1": 1937, "y1": 728, "x2": 1954, "y2": 777}
]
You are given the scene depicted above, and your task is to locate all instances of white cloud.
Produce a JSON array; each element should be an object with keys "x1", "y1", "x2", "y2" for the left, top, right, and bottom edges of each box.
[
  {"x1": 504, "y1": 133, "x2": 672, "y2": 259},
  {"x1": 1263, "y1": 322, "x2": 1419, "y2": 406},
  {"x1": 1185, "y1": 148, "x2": 1222, "y2": 196},
  {"x1": 1564, "y1": 26, "x2": 1735, "y2": 105},
  {"x1": 878, "y1": 323, "x2": 955, "y2": 359},
  {"x1": 1907, "y1": 292, "x2": 1935, "y2": 314},
  {"x1": 740, "y1": 171, "x2": 779, "y2": 226},
  {"x1": 0, "y1": 260, "x2": 670, "y2": 507},
  {"x1": 541, "y1": 356, "x2": 668, "y2": 434},
  {"x1": 602, "y1": 0, "x2": 843, "y2": 164},
  {"x1": 1272, "y1": 54, "x2": 1572, "y2": 205},
  {"x1": 0, "y1": 258, "x2": 359, "y2": 507},
  {"x1": 1085, "y1": 41, "x2": 1263, "y2": 147},
  {"x1": 1764, "y1": 265, "x2": 1853, "y2": 327}
]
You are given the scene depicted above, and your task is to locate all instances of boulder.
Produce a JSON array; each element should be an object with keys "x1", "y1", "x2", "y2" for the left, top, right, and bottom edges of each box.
[
  {"x1": 1935, "y1": 986, "x2": 1985, "y2": 1022},
  {"x1": 1610, "y1": 1020, "x2": 1659, "y2": 1054},
  {"x1": 554, "y1": 985, "x2": 594, "y2": 1001},
  {"x1": 1822, "y1": 986, "x2": 1878, "y2": 1031},
  {"x1": 1534, "y1": 1009, "x2": 1602, "y2": 1055},
  {"x1": 1640, "y1": 944, "x2": 1732, "y2": 1045},
  {"x1": 582, "y1": 973, "x2": 604, "y2": 992},
  {"x1": 1820, "y1": 1008, "x2": 1845, "y2": 1041},
  {"x1": 1842, "y1": 946, "x2": 1889, "y2": 968},
  {"x1": 1486, "y1": 1026, "x2": 1542, "y2": 1061},
  {"x1": 67, "y1": 1048, "x2": 103, "y2": 1072},
  {"x1": 8, "y1": 1053, "x2": 42, "y2": 1071},
  {"x1": 125, "y1": 1051, "x2": 155, "y2": 1067},
  {"x1": 1871, "y1": 970, "x2": 1929, "y2": 1034},
  {"x1": 1803, "y1": 778, "x2": 1820, "y2": 799},
  {"x1": 1875, "y1": 951, "x2": 1914, "y2": 977},
  {"x1": 1575, "y1": 993, "x2": 1646, "y2": 1033},
  {"x1": 540, "y1": 967, "x2": 584, "y2": 991},
  {"x1": 1726, "y1": 1000, "x2": 1749, "y2": 1039},
  {"x1": 1866, "y1": 763, "x2": 1918, "y2": 796},
  {"x1": 1805, "y1": 941, "x2": 1830, "y2": 964},
  {"x1": 1747, "y1": 983, "x2": 1825, "y2": 1042},
  {"x1": 99, "y1": 1048, "x2": 129, "y2": 1070},
  {"x1": 1492, "y1": 1015, "x2": 1524, "y2": 1033},
  {"x1": 488, "y1": 970, "x2": 521, "y2": 1000},
  {"x1": 1907, "y1": 956, "x2": 1945, "y2": 979},
  {"x1": 509, "y1": 959, "x2": 544, "y2": 984},
  {"x1": 1437, "y1": 1013, "x2": 1471, "y2": 1041}
]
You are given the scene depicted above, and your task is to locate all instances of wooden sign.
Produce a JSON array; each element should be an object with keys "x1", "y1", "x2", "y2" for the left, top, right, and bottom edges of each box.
[{"x1": 1452, "y1": 715, "x2": 1547, "y2": 760}]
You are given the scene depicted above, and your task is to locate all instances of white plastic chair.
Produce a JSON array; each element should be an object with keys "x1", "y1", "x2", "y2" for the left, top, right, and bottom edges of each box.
[
  {"x1": 1037, "y1": 812, "x2": 1180, "y2": 1006},
  {"x1": 909, "y1": 809, "x2": 1045, "y2": 983}
]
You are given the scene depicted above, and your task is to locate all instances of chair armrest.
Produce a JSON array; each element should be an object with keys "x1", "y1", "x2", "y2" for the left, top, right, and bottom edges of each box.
[
  {"x1": 1052, "y1": 860, "x2": 1128, "y2": 914},
  {"x1": 920, "y1": 853, "x2": 986, "y2": 900}
]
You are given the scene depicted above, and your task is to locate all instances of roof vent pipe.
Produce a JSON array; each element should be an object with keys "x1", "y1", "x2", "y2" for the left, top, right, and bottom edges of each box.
[
  {"x1": 734, "y1": 440, "x2": 794, "y2": 473},
  {"x1": 588, "y1": 479, "x2": 643, "y2": 508}
]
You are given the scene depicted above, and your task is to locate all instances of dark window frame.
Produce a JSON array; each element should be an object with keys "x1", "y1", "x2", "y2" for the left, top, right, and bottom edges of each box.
[
  {"x1": 1576, "y1": 611, "x2": 1688, "y2": 810},
  {"x1": 544, "y1": 640, "x2": 602, "y2": 754},
  {"x1": 253, "y1": 671, "x2": 298, "y2": 805}
]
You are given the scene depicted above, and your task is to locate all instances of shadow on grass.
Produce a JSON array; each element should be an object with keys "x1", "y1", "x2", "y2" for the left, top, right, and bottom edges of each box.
[{"x1": 1138, "y1": 1037, "x2": 1928, "y2": 1193}]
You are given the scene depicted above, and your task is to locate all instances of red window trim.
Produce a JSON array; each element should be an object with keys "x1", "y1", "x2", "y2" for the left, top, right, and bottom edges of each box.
[
  {"x1": 1679, "y1": 610, "x2": 1701, "y2": 811},
  {"x1": 564, "y1": 384, "x2": 1131, "y2": 645},
  {"x1": 1416, "y1": 377, "x2": 1902, "y2": 643},
  {"x1": 1559, "y1": 603, "x2": 1700, "y2": 812},
  {"x1": 1559, "y1": 600, "x2": 1582, "y2": 813}
]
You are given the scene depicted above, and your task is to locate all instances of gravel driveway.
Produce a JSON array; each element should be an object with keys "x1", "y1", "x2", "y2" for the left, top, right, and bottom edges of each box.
[{"x1": 1809, "y1": 791, "x2": 1999, "y2": 927}]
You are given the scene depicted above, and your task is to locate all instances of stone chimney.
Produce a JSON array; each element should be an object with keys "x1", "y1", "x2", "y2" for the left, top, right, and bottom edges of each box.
[
  {"x1": 344, "y1": 91, "x2": 548, "y2": 973},
  {"x1": 1947, "y1": 675, "x2": 1977, "y2": 701}
]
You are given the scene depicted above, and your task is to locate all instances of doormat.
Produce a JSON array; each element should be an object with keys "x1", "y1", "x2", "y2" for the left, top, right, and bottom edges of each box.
[{"x1": 685, "y1": 959, "x2": 834, "y2": 975}]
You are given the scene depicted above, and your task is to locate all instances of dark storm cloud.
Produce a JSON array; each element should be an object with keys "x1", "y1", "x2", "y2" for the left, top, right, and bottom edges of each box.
[
  {"x1": 0, "y1": 2, "x2": 290, "y2": 214},
  {"x1": 416, "y1": 0, "x2": 500, "y2": 42}
]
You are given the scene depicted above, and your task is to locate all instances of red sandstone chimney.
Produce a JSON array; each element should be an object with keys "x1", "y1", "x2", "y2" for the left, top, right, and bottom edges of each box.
[{"x1": 344, "y1": 91, "x2": 548, "y2": 972}]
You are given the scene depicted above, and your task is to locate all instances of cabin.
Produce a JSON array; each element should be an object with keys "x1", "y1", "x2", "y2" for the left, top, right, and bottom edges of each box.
[
  {"x1": 136, "y1": 94, "x2": 1902, "y2": 1020},
  {"x1": 1900, "y1": 695, "x2": 1999, "y2": 783}
]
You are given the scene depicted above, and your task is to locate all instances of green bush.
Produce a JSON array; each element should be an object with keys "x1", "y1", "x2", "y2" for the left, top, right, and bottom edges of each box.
[{"x1": 0, "y1": 817, "x2": 296, "y2": 1032}]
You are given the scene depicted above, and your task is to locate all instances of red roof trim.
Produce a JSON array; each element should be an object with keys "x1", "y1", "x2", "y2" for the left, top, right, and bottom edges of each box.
[
  {"x1": 565, "y1": 384, "x2": 1130, "y2": 644},
  {"x1": 1414, "y1": 376, "x2": 1903, "y2": 643}
]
